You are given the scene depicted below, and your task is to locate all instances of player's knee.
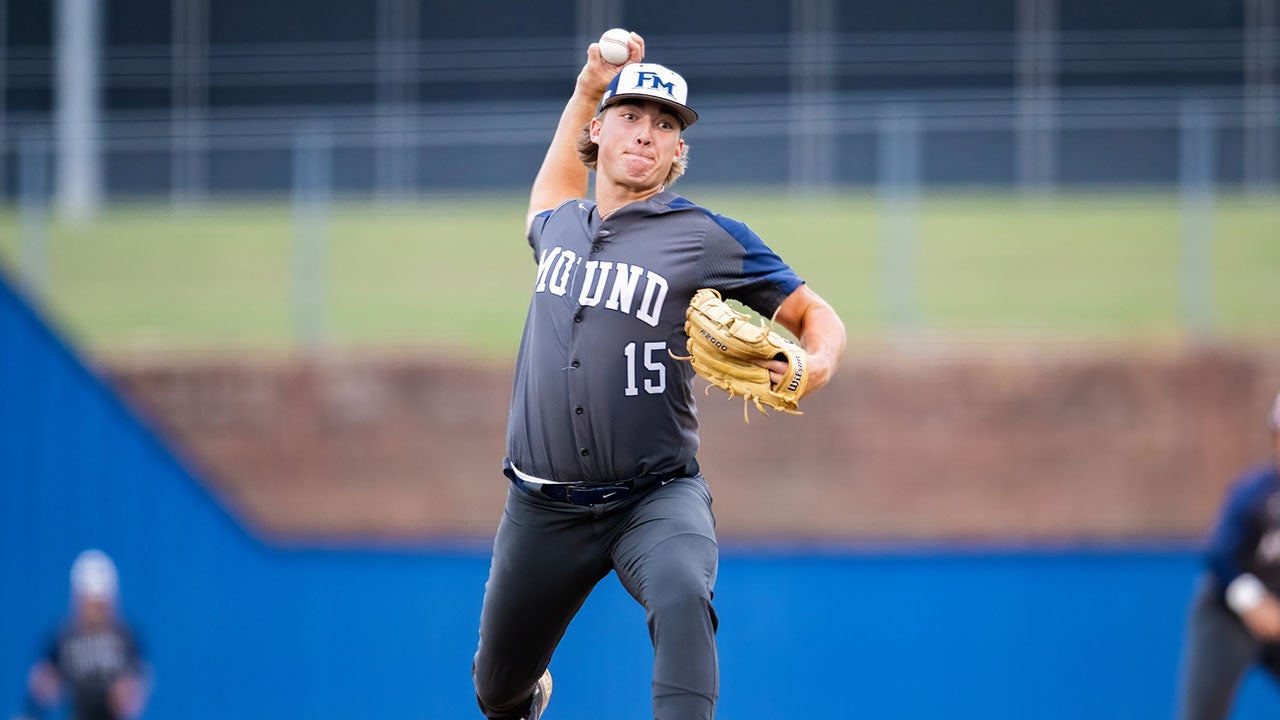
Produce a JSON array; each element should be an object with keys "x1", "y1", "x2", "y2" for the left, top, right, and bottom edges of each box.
[
  {"x1": 648, "y1": 587, "x2": 717, "y2": 636},
  {"x1": 472, "y1": 659, "x2": 530, "y2": 720},
  {"x1": 642, "y1": 536, "x2": 717, "y2": 629},
  {"x1": 649, "y1": 567, "x2": 711, "y2": 608}
]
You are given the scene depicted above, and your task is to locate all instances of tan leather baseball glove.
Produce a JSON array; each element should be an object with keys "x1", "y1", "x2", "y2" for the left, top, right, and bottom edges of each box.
[{"x1": 676, "y1": 288, "x2": 809, "y2": 421}]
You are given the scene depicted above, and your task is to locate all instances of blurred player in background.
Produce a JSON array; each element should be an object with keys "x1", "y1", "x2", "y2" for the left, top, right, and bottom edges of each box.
[
  {"x1": 14, "y1": 550, "x2": 150, "y2": 720},
  {"x1": 471, "y1": 31, "x2": 845, "y2": 720},
  {"x1": 1176, "y1": 391, "x2": 1280, "y2": 720}
]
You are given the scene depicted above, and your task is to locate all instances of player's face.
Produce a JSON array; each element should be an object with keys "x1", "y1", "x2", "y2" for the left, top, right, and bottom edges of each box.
[
  {"x1": 76, "y1": 596, "x2": 114, "y2": 628},
  {"x1": 590, "y1": 101, "x2": 684, "y2": 191}
]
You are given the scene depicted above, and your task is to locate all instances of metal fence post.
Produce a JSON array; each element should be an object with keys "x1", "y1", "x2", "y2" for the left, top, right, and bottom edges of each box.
[
  {"x1": 1178, "y1": 99, "x2": 1215, "y2": 335},
  {"x1": 877, "y1": 104, "x2": 922, "y2": 333},
  {"x1": 1016, "y1": 0, "x2": 1058, "y2": 194},
  {"x1": 171, "y1": 0, "x2": 209, "y2": 206},
  {"x1": 0, "y1": 0, "x2": 8, "y2": 201},
  {"x1": 55, "y1": 0, "x2": 102, "y2": 221},
  {"x1": 1244, "y1": 0, "x2": 1277, "y2": 192},
  {"x1": 292, "y1": 125, "x2": 332, "y2": 348},
  {"x1": 376, "y1": 0, "x2": 419, "y2": 202},
  {"x1": 788, "y1": 0, "x2": 837, "y2": 193}
]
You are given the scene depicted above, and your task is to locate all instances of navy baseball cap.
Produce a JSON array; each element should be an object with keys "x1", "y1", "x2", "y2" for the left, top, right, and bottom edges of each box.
[{"x1": 599, "y1": 62, "x2": 699, "y2": 129}]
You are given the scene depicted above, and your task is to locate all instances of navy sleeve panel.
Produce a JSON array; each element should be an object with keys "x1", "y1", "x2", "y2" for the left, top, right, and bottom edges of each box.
[
  {"x1": 1205, "y1": 464, "x2": 1278, "y2": 584},
  {"x1": 671, "y1": 196, "x2": 804, "y2": 318}
]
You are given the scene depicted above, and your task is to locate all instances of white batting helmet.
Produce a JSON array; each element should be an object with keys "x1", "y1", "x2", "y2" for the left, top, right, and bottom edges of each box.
[{"x1": 70, "y1": 549, "x2": 119, "y2": 600}]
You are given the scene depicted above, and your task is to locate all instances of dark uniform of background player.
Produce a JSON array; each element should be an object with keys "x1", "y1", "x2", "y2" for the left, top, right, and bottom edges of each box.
[
  {"x1": 471, "y1": 32, "x2": 846, "y2": 720},
  {"x1": 1176, "y1": 391, "x2": 1280, "y2": 720},
  {"x1": 14, "y1": 550, "x2": 149, "y2": 720}
]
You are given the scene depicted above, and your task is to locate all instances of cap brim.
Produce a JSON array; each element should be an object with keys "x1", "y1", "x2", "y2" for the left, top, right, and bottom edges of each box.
[{"x1": 601, "y1": 94, "x2": 698, "y2": 129}]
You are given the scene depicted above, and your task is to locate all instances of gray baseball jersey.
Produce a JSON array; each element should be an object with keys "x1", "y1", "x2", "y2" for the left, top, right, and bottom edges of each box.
[{"x1": 505, "y1": 189, "x2": 804, "y2": 485}]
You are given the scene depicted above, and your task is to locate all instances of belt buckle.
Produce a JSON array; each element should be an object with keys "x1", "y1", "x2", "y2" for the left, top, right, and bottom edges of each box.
[{"x1": 525, "y1": 481, "x2": 565, "y2": 503}]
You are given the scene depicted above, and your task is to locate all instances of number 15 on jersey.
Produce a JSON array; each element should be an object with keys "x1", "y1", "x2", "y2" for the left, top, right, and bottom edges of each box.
[{"x1": 624, "y1": 341, "x2": 667, "y2": 396}]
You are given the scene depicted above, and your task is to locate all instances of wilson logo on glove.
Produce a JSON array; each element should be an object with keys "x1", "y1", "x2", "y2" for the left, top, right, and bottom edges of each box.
[{"x1": 785, "y1": 351, "x2": 805, "y2": 393}]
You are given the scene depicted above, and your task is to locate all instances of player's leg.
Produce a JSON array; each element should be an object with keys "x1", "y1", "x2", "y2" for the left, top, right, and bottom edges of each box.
[
  {"x1": 1254, "y1": 640, "x2": 1280, "y2": 685},
  {"x1": 1176, "y1": 574, "x2": 1260, "y2": 720},
  {"x1": 611, "y1": 474, "x2": 719, "y2": 720},
  {"x1": 474, "y1": 485, "x2": 612, "y2": 720}
]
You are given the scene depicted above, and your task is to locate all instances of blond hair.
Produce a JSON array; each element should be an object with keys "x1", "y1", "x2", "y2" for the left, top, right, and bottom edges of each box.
[{"x1": 575, "y1": 116, "x2": 690, "y2": 187}]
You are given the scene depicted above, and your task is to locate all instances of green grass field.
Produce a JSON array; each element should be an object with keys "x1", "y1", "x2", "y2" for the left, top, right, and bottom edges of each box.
[{"x1": 1, "y1": 190, "x2": 1277, "y2": 358}]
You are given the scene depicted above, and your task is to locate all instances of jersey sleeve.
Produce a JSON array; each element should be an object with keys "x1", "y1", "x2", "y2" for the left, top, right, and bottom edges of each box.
[
  {"x1": 1205, "y1": 469, "x2": 1270, "y2": 584},
  {"x1": 693, "y1": 211, "x2": 804, "y2": 318},
  {"x1": 526, "y1": 209, "x2": 553, "y2": 262}
]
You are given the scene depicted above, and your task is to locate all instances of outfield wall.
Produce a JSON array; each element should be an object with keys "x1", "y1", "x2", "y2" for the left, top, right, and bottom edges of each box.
[
  {"x1": 7, "y1": 272, "x2": 1280, "y2": 719},
  {"x1": 104, "y1": 345, "x2": 1280, "y2": 544}
]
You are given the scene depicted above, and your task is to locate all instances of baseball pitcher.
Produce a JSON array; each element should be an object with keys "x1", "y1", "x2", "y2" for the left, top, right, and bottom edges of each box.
[{"x1": 471, "y1": 31, "x2": 847, "y2": 720}]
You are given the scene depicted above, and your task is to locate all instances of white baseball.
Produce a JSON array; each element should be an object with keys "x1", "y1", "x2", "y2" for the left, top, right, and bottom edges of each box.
[{"x1": 599, "y1": 28, "x2": 632, "y2": 65}]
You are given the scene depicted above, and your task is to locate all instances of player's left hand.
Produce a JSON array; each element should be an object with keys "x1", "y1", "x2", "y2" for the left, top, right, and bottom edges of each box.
[
  {"x1": 109, "y1": 676, "x2": 147, "y2": 719},
  {"x1": 678, "y1": 289, "x2": 809, "y2": 420},
  {"x1": 751, "y1": 357, "x2": 790, "y2": 388}
]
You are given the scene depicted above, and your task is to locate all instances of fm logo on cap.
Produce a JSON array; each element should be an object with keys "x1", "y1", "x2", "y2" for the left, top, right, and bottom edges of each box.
[{"x1": 634, "y1": 70, "x2": 676, "y2": 97}]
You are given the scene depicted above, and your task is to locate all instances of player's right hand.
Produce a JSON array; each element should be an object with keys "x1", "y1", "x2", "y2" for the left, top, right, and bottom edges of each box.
[
  {"x1": 578, "y1": 32, "x2": 645, "y2": 96},
  {"x1": 1240, "y1": 594, "x2": 1280, "y2": 640}
]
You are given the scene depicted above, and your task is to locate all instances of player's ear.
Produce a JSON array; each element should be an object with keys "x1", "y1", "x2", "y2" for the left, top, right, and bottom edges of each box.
[{"x1": 589, "y1": 115, "x2": 604, "y2": 144}]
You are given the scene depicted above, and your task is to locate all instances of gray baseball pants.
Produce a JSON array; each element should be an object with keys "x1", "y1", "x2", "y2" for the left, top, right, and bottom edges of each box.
[
  {"x1": 1176, "y1": 573, "x2": 1280, "y2": 720},
  {"x1": 473, "y1": 473, "x2": 719, "y2": 720}
]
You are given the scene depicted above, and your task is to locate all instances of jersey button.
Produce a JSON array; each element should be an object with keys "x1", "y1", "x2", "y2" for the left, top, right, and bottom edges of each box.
[
  {"x1": 592, "y1": 243, "x2": 602, "y2": 253},
  {"x1": 571, "y1": 360, "x2": 580, "y2": 368},
  {"x1": 575, "y1": 406, "x2": 584, "y2": 415},
  {"x1": 574, "y1": 314, "x2": 583, "y2": 323},
  {"x1": 580, "y1": 448, "x2": 590, "y2": 457}
]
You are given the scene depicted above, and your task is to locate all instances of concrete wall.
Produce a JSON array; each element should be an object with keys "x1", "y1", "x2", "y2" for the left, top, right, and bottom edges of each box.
[{"x1": 104, "y1": 344, "x2": 1280, "y2": 543}]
